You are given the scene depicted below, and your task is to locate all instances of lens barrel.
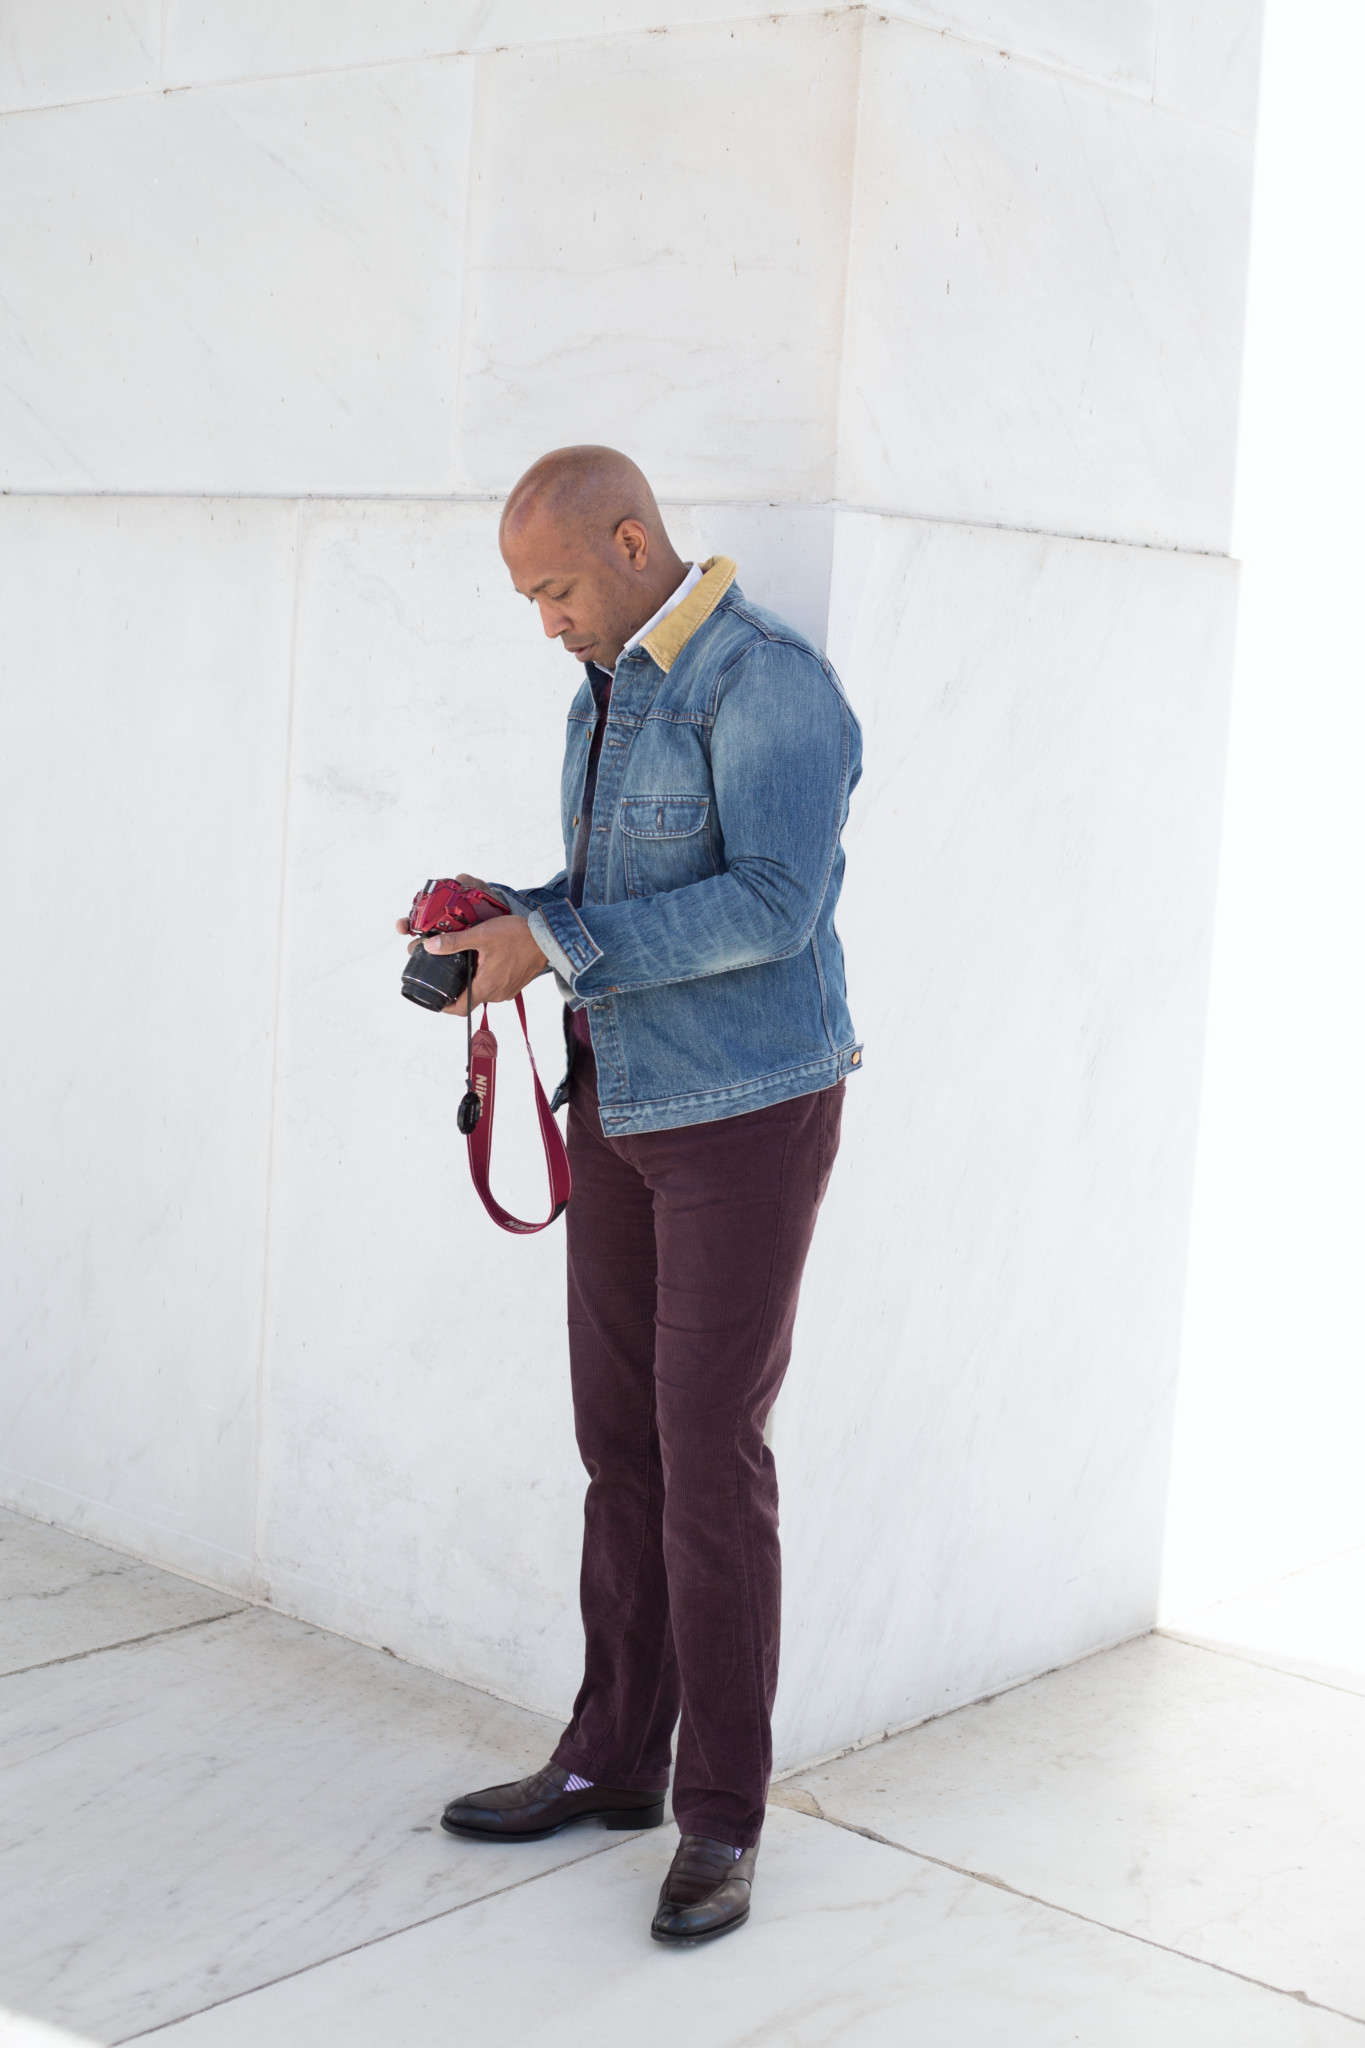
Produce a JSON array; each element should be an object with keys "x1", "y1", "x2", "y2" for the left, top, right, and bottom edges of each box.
[{"x1": 400, "y1": 946, "x2": 473, "y2": 1011}]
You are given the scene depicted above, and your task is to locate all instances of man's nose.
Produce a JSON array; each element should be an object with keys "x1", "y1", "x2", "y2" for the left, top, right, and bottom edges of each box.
[{"x1": 537, "y1": 600, "x2": 570, "y2": 639}]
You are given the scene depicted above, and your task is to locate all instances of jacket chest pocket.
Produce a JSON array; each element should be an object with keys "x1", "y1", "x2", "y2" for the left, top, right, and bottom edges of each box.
[{"x1": 620, "y1": 795, "x2": 714, "y2": 898}]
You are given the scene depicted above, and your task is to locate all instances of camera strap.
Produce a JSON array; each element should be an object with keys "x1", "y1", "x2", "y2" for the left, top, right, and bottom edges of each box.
[{"x1": 462, "y1": 995, "x2": 572, "y2": 1234}]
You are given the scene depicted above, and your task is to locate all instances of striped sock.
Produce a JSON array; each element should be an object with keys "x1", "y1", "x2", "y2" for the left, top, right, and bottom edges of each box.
[{"x1": 562, "y1": 1773, "x2": 593, "y2": 1792}]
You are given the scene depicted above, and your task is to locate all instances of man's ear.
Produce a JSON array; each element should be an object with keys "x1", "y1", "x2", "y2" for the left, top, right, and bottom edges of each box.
[{"x1": 615, "y1": 518, "x2": 649, "y2": 569}]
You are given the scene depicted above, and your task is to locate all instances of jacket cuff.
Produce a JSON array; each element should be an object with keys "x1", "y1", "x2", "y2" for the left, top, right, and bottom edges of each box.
[
  {"x1": 527, "y1": 906, "x2": 585, "y2": 988},
  {"x1": 531, "y1": 899, "x2": 605, "y2": 987}
]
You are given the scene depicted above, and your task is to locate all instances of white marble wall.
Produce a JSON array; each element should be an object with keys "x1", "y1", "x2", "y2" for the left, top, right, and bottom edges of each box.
[
  {"x1": 0, "y1": 2, "x2": 1256, "y2": 1765},
  {"x1": 0, "y1": 497, "x2": 296, "y2": 1584}
]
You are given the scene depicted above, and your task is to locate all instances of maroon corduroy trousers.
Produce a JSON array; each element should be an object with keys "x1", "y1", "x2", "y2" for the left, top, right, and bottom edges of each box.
[{"x1": 550, "y1": 1042, "x2": 844, "y2": 1847}]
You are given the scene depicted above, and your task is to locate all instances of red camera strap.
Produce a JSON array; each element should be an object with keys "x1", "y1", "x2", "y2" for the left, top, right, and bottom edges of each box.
[{"x1": 465, "y1": 996, "x2": 572, "y2": 1234}]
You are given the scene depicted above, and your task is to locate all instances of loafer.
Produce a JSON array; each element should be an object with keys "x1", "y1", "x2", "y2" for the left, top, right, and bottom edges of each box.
[
  {"x1": 440, "y1": 1762, "x2": 665, "y2": 1842},
  {"x1": 651, "y1": 1834, "x2": 758, "y2": 1945}
]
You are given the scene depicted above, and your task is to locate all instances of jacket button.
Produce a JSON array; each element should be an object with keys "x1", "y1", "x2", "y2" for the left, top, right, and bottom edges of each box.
[
  {"x1": 851, "y1": 1050, "x2": 861, "y2": 1065},
  {"x1": 572, "y1": 814, "x2": 579, "y2": 827}
]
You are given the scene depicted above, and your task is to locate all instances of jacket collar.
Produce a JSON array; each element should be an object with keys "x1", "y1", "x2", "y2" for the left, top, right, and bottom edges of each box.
[{"x1": 640, "y1": 556, "x2": 737, "y2": 673}]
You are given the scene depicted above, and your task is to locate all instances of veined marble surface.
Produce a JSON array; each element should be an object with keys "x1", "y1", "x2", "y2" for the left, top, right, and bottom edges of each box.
[
  {"x1": 0, "y1": 1604, "x2": 587, "y2": 2041},
  {"x1": 768, "y1": 513, "x2": 1236, "y2": 1765},
  {"x1": 779, "y1": 1631, "x2": 1365, "y2": 2018},
  {"x1": 145, "y1": 1806, "x2": 1357, "y2": 2046},
  {"x1": 0, "y1": 60, "x2": 471, "y2": 493},
  {"x1": 455, "y1": 14, "x2": 860, "y2": 503},
  {"x1": 0, "y1": 1511, "x2": 240, "y2": 1676},
  {"x1": 0, "y1": 497, "x2": 296, "y2": 1586},
  {"x1": 7, "y1": 1511, "x2": 1357, "y2": 2046},
  {"x1": 256, "y1": 496, "x2": 587, "y2": 1715},
  {"x1": 838, "y1": 16, "x2": 1252, "y2": 550},
  {"x1": 0, "y1": 8, "x2": 1252, "y2": 545}
]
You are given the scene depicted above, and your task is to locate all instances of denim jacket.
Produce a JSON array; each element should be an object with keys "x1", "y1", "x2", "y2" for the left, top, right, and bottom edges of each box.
[{"x1": 494, "y1": 556, "x2": 863, "y2": 1136}]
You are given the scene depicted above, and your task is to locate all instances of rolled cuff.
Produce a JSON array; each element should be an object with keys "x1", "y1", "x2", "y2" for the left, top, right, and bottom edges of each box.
[
  {"x1": 527, "y1": 907, "x2": 580, "y2": 993},
  {"x1": 531, "y1": 899, "x2": 606, "y2": 988}
]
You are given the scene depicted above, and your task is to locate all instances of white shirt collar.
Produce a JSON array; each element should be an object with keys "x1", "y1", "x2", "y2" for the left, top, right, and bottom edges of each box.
[{"x1": 600, "y1": 562, "x2": 702, "y2": 677}]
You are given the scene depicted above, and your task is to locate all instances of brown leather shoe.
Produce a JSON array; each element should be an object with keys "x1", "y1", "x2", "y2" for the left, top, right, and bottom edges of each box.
[
  {"x1": 651, "y1": 1834, "x2": 758, "y2": 1945},
  {"x1": 440, "y1": 1763, "x2": 665, "y2": 1842}
]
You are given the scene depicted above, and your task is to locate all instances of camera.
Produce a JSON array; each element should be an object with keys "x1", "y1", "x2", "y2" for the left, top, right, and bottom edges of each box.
[{"x1": 400, "y1": 879, "x2": 509, "y2": 1012}]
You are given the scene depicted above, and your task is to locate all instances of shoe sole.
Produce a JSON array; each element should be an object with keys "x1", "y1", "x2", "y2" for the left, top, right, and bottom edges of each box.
[
  {"x1": 650, "y1": 1905, "x2": 751, "y2": 1947},
  {"x1": 440, "y1": 1801, "x2": 665, "y2": 1843}
]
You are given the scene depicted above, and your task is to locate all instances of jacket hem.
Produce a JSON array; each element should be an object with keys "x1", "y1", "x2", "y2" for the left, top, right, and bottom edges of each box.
[{"x1": 596, "y1": 1045, "x2": 863, "y2": 1136}]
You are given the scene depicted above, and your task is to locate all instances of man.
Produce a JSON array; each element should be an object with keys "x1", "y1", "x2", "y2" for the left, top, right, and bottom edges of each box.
[{"x1": 402, "y1": 446, "x2": 862, "y2": 1944}]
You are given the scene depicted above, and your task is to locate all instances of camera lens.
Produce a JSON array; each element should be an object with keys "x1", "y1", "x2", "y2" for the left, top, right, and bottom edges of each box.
[{"x1": 400, "y1": 947, "x2": 472, "y2": 1011}]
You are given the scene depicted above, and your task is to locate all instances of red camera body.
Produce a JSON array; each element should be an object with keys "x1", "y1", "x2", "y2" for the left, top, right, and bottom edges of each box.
[{"x1": 407, "y1": 879, "x2": 509, "y2": 937}]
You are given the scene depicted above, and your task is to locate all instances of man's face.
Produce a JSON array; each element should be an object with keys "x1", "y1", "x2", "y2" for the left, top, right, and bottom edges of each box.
[{"x1": 500, "y1": 512, "x2": 652, "y2": 670}]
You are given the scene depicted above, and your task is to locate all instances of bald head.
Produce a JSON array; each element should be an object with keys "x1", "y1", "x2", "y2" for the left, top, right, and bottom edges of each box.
[
  {"x1": 501, "y1": 445, "x2": 665, "y2": 551},
  {"x1": 500, "y1": 445, "x2": 688, "y2": 671}
]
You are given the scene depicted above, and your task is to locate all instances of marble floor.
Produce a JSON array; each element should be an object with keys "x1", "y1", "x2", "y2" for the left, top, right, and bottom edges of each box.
[{"x1": 1, "y1": 1509, "x2": 1362, "y2": 2047}]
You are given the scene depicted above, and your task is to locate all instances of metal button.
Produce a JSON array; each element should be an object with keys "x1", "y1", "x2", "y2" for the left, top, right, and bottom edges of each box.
[
  {"x1": 572, "y1": 814, "x2": 579, "y2": 827},
  {"x1": 851, "y1": 1050, "x2": 861, "y2": 1065}
]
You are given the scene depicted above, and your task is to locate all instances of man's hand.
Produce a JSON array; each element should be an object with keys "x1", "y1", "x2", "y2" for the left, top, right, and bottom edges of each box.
[{"x1": 394, "y1": 893, "x2": 546, "y2": 1016}]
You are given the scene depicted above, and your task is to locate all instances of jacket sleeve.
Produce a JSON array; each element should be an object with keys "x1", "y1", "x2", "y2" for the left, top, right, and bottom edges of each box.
[
  {"x1": 484, "y1": 872, "x2": 569, "y2": 920},
  {"x1": 528, "y1": 641, "x2": 859, "y2": 998}
]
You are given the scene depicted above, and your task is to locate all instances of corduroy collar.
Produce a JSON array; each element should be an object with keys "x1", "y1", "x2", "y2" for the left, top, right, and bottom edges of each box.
[{"x1": 640, "y1": 555, "x2": 737, "y2": 673}]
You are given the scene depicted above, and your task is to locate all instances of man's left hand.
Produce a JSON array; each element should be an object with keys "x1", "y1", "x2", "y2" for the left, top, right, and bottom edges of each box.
[{"x1": 423, "y1": 916, "x2": 547, "y2": 1014}]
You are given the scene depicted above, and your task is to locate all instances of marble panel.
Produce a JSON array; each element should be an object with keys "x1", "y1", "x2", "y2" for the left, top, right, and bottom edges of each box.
[
  {"x1": 1162, "y1": 1543, "x2": 1365, "y2": 1697},
  {"x1": 0, "y1": 1510, "x2": 241, "y2": 1675},
  {"x1": 1155, "y1": 0, "x2": 1264, "y2": 135},
  {"x1": 148, "y1": 1805, "x2": 1356, "y2": 2046},
  {"x1": 0, "y1": 0, "x2": 160, "y2": 113},
  {"x1": 254, "y1": 497, "x2": 586, "y2": 1713},
  {"x1": 0, "y1": 1606, "x2": 604, "y2": 2042},
  {"x1": 0, "y1": 498, "x2": 296, "y2": 1586},
  {"x1": 454, "y1": 13, "x2": 860, "y2": 501},
  {"x1": 165, "y1": 0, "x2": 1157, "y2": 95},
  {"x1": 0, "y1": 62, "x2": 470, "y2": 493},
  {"x1": 839, "y1": 15, "x2": 1253, "y2": 550},
  {"x1": 781, "y1": 1633, "x2": 1365, "y2": 2020},
  {"x1": 767, "y1": 514, "x2": 1236, "y2": 1769}
]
